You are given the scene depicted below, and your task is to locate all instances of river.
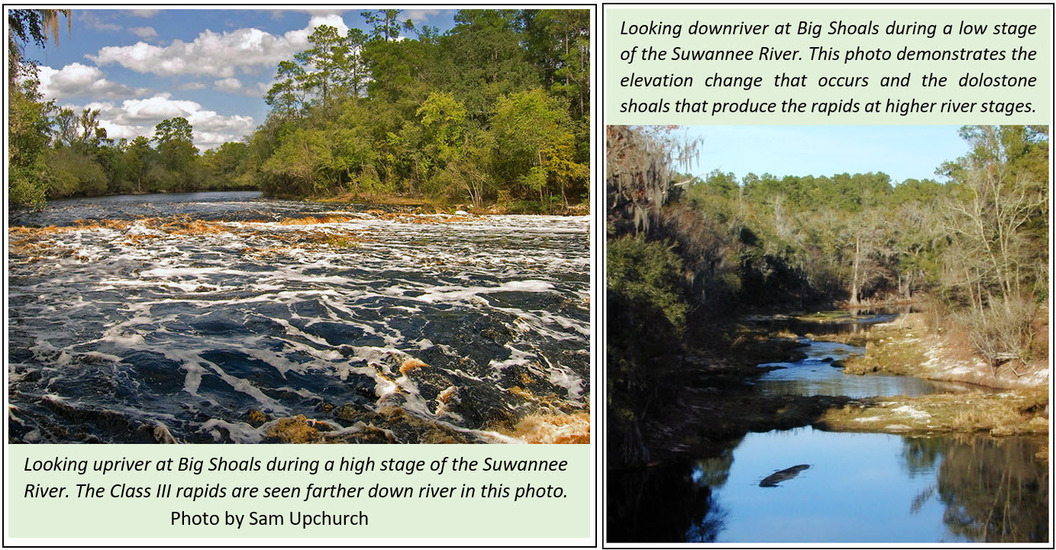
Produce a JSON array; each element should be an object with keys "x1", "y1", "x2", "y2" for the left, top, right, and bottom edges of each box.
[
  {"x1": 8, "y1": 192, "x2": 590, "y2": 444},
  {"x1": 608, "y1": 313, "x2": 1048, "y2": 543}
]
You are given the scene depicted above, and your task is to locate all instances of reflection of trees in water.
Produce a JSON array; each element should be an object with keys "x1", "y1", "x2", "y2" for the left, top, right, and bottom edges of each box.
[
  {"x1": 901, "y1": 436, "x2": 945, "y2": 477},
  {"x1": 903, "y1": 435, "x2": 1048, "y2": 543},
  {"x1": 608, "y1": 447, "x2": 735, "y2": 542},
  {"x1": 692, "y1": 438, "x2": 739, "y2": 488},
  {"x1": 939, "y1": 437, "x2": 1048, "y2": 542}
]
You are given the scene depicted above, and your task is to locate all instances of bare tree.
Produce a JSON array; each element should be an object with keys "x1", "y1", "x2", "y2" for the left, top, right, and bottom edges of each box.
[{"x1": 940, "y1": 126, "x2": 1048, "y2": 373}]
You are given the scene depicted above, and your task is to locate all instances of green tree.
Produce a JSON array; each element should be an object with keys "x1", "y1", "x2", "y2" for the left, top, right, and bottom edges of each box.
[
  {"x1": 8, "y1": 67, "x2": 53, "y2": 207},
  {"x1": 607, "y1": 236, "x2": 687, "y2": 463},
  {"x1": 260, "y1": 127, "x2": 332, "y2": 197},
  {"x1": 249, "y1": 8, "x2": 590, "y2": 209},
  {"x1": 295, "y1": 25, "x2": 354, "y2": 111},
  {"x1": 201, "y1": 141, "x2": 250, "y2": 189},
  {"x1": 521, "y1": 10, "x2": 590, "y2": 122},
  {"x1": 7, "y1": 9, "x2": 71, "y2": 207},
  {"x1": 46, "y1": 147, "x2": 107, "y2": 198},
  {"x1": 152, "y1": 117, "x2": 199, "y2": 192},
  {"x1": 123, "y1": 136, "x2": 156, "y2": 193},
  {"x1": 437, "y1": 10, "x2": 540, "y2": 121},
  {"x1": 361, "y1": 9, "x2": 414, "y2": 42},
  {"x1": 492, "y1": 88, "x2": 584, "y2": 206},
  {"x1": 53, "y1": 107, "x2": 107, "y2": 152},
  {"x1": 265, "y1": 60, "x2": 308, "y2": 118},
  {"x1": 416, "y1": 91, "x2": 468, "y2": 196}
]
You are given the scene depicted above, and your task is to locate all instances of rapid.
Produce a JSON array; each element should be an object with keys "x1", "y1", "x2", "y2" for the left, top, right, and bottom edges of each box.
[{"x1": 8, "y1": 192, "x2": 590, "y2": 444}]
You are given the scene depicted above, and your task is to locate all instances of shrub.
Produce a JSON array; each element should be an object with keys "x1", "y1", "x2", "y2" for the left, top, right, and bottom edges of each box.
[
  {"x1": 607, "y1": 236, "x2": 688, "y2": 464},
  {"x1": 956, "y1": 295, "x2": 1039, "y2": 376}
]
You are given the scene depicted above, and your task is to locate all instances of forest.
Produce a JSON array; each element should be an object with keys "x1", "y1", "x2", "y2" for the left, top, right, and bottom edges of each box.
[
  {"x1": 8, "y1": 9, "x2": 590, "y2": 213},
  {"x1": 606, "y1": 124, "x2": 1049, "y2": 462}
]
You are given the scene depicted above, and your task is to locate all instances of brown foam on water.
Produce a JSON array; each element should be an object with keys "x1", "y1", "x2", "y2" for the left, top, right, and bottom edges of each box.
[
  {"x1": 503, "y1": 411, "x2": 590, "y2": 444},
  {"x1": 399, "y1": 358, "x2": 429, "y2": 375}
]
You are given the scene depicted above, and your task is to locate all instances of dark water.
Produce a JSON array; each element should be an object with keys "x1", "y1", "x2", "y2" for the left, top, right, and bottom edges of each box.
[
  {"x1": 609, "y1": 312, "x2": 1048, "y2": 543},
  {"x1": 9, "y1": 192, "x2": 590, "y2": 443}
]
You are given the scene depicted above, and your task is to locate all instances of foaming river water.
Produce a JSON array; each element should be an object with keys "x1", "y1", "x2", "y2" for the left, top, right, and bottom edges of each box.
[{"x1": 8, "y1": 192, "x2": 590, "y2": 444}]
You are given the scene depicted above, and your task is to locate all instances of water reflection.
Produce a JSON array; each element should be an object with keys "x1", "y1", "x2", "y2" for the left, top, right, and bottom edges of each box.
[
  {"x1": 608, "y1": 460, "x2": 726, "y2": 542},
  {"x1": 608, "y1": 429, "x2": 1048, "y2": 543},
  {"x1": 933, "y1": 437, "x2": 1048, "y2": 542},
  {"x1": 749, "y1": 308, "x2": 903, "y2": 338}
]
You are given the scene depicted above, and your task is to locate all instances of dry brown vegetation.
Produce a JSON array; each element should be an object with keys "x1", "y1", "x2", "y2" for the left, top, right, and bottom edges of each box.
[
  {"x1": 818, "y1": 389, "x2": 1049, "y2": 439},
  {"x1": 824, "y1": 311, "x2": 1049, "y2": 445},
  {"x1": 840, "y1": 312, "x2": 1049, "y2": 390}
]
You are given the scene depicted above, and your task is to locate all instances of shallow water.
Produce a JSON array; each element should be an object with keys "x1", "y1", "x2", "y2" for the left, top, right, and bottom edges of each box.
[
  {"x1": 756, "y1": 338, "x2": 947, "y2": 398},
  {"x1": 8, "y1": 192, "x2": 590, "y2": 443}
]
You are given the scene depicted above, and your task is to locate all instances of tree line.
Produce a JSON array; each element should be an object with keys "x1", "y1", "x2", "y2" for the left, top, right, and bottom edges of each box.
[
  {"x1": 8, "y1": 9, "x2": 590, "y2": 212},
  {"x1": 9, "y1": 10, "x2": 254, "y2": 206},
  {"x1": 248, "y1": 9, "x2": 589, "y2": 212},
  {"x1": 607, "y1": 124, "x2": 1049, "y2": 460}
]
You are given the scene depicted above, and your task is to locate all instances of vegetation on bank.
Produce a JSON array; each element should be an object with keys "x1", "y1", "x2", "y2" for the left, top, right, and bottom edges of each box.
[
  {"x1": 821, "y1": 311, "x2": 1048, "y2": 457},
  {"x1": 8, "y1": 9, "x2": 590, "y2": 213},
  {"x1": 818, "y1": 390, "x2": 1049, "y2": 440},
  {"x1": 606, "y1": 125, "x2": 1049, "y2": 465}
]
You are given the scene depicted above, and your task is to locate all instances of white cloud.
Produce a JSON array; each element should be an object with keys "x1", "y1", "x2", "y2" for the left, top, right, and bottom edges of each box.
[
  {"x1": 121, "y1": 95, "x2": 201, "y2": 121},
  {"x1": 213, "y1": 78, "x2": 242, "y2": 93},
  {"x1": 404, "y1": 9, "x2": 447, "y2": 25},
  {"x1": 129, "y1": 26, "x2": 158, "y2": 40},
  {"x1": 88, "y1": 16, "x2": 349, "y2": 78},
  {"x1": 77, "y1": 12, "x2": 122, "y2": 32},
  {"x1": 37, "y1": 63, "x2": 151, "y2": 100},
  {"x1": 129, "y1": 10, "x2": 159, "y2": 18},
  {"x1": 308, "y1": 14, "x2": 350, "y2": 34},
  {"x1": 176, "y1": 81, "x2": 207, "y2": 91},
  {"x1": 67, "y1": 95, "x2": 256, "y2": 149},
  {"x1": 243, "y1": 81, "x2": 273, "y2": 97}
]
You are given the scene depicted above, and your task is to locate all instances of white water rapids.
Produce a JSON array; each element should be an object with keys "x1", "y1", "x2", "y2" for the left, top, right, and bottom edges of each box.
[{"x1": 8, "y1": 192, "x2": 590, "y2": 444}]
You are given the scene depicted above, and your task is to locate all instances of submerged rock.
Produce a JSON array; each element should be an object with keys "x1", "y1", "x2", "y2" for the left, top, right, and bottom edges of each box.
[
  {"x1": 245, "y1": 409, "x2": 270, "y2": 427},
  {"x1": 332, "y1": 404, "x2": 470, "y2": 443},
  {"x1": 264, "y1": 415, "x2": 338, "y2": 443},
  {"x1": 759, "y1": 464, "x2": 810, "y2": 487}
]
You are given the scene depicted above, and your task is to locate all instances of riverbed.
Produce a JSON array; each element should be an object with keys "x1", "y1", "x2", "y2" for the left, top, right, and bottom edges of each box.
[{"x1": 8, "y1": 192, "x2": 590, "y2": 444}]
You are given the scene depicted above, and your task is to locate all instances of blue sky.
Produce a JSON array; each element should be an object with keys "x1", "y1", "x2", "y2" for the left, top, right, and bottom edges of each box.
[
  {"x1": 681, "y1": 126, "x2": 970, "y2": 184},
  {"x1": 21, "y1": 8, "x2": 458, "y2": 150}
]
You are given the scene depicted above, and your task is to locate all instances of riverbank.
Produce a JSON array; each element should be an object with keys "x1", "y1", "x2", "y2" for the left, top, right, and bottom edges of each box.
[
  {"x1": 839, "y1": 312, "x2": 1049, "y2": 390},
  {"x1": 818, "y1": 312, "x2": 1049, "y2": 457},
  {"x1": 310, "y1": 191, "x2": 590, "y2": 216},
  {"x1": 818, "y1": 390, "x2": 1048, "y2": 437},
  {"x1": 609, "y1": 326, "x2": 850, "y2": 468}
]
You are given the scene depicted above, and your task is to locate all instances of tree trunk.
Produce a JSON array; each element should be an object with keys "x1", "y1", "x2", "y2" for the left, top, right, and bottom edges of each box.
[{"x1": 850, "y1": 234, "x2": 861, "y2": 305}]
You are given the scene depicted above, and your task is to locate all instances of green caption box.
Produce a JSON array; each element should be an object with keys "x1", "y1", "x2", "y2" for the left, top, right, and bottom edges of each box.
[
  {"x1": 606, "y1": 5, "x2": 1052, "y2": 124},
  {"x1": 8, "y1": 444, "x2": 591, "y2": 541}
]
